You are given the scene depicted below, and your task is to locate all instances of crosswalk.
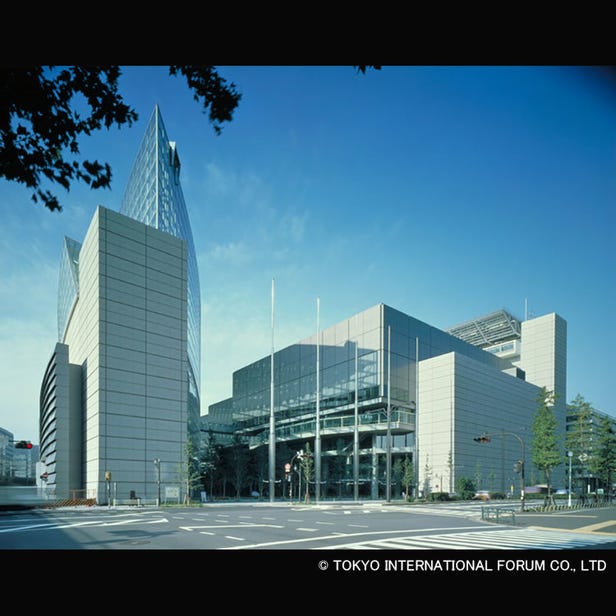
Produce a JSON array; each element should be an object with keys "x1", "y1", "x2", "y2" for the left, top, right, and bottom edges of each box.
[
  {"x1": 318, "y1": 527, "x2": 616, "y2": 550},
  {"x1": 380, "y1": 505, "x2": 483, "y2": 518}
]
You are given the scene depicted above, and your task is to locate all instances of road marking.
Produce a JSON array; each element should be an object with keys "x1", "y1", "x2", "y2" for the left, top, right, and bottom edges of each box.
[
  {"x1": 0, "y1": 516, "x2": 169, "y2": 533},
  {"x1": 101, "y1": 517, "x2": 168, "y2": 527},
  {"x1": 329, "y1": 528, "x2": 616, "y2": 550},
  {"x1": 575, "y1": 520, "x2": 616, "y2": 533},
  {"x1": 530, "y1": 522, "x2": 616, "y2": 535},
  {"x1": 316, "y1": 521, "x2": 334, "y2": 525},
  {"x1": 222, "y1": 525, "x2": 479, "y2": 549},
  {"x1": 225, "y1": 536, "x2": 246, "y2": 541},
  {"x1": 0, "y1": 522, "x2": 70, "y2": 533},
  {"x1": 348, "y1": 524, "x2": 369, "y2": 528},
  {"x1": 180, "y1": 523, "x2": 284, "y2": 531},
  {"x1": 297, "y1": 527, "x2": 319, "y2": 532}
]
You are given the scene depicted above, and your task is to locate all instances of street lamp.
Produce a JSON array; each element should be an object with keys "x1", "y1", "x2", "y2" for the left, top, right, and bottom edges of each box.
[
  {"x1": 474, "y1": 431, "x2": 526, "y2": 512},
  {"x1": 153, "y1": 458, "x2": 161, "y2": 506},
  {"x1": 567, "y1": 450, "x2": 573, "y2": 507}
]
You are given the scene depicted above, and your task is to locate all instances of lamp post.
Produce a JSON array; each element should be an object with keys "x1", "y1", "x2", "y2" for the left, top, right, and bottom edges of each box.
[
  {"x1": 567, "y1": 450, "x2": 573, "y2": 507},
  {"x1": 153, "y1": 458, "x2": 161, "y2": 506},
  {"x1": 474, "y1": 431, "x2": 526, "y2": 511}
]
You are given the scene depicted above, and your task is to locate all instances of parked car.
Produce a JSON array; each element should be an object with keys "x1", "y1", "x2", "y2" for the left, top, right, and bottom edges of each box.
[{"x1": 473, "y1": 490, "x2": 491, "y2": 501}]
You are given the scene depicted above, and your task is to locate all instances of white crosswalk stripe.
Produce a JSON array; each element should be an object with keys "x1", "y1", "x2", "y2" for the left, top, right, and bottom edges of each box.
[{"x1": 323, "y1": 528, "x2": 615, "y2": 550}]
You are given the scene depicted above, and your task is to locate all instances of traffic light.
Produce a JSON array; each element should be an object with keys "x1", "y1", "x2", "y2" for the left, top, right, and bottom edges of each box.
[
  {"x1": 513, "y1": 460, "x2": 524, "y2": 473},
  {"x1": 14, "y1": 440, "x2": 33, "y2": 449},
  {"x1": 473, "y1": 435, "x2": 491, "y2": 443}
]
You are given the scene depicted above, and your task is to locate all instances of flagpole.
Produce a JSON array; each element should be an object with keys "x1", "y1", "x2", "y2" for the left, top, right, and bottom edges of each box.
[
  {"x1": 315, "y1": 297, "x2": 321, "y2": 503},
  {"x1": 354, "y1": 342, "x2": 359, "y2": 501},
  {"x1": 415, "y1": 336, "x2": 419, "y2": 500},
  {"x1": 269, "y1": 278, "x2": 276, "y2": 502},
  {"x1": 386, "y1": 325, "x2": 391, "y2": 503}
]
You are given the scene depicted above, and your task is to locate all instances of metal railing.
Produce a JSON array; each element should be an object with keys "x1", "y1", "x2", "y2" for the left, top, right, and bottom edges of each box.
[{"x1": 248, "y1": 409, "x2": 415, "y2": 448}]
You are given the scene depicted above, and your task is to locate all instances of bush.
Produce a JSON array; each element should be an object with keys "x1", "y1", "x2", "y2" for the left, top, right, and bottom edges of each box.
[
  {"x1": 455, "y1": 476, "x2": 476, "y2": 500},
  {"x1": 430, "y1": 491, "x2": 451, "y2": 501},
  {"x1": 489, "y1": 492, "x2": 506, "y2": 500}
]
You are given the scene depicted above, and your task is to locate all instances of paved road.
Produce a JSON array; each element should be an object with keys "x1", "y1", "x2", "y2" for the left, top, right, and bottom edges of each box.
[{"x1": 1, "y1": 501, "x2": 614, "y2": 551}]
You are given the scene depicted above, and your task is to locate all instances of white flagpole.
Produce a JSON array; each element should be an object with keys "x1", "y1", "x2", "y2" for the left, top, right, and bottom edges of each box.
[
  {"x1": 269, "y1": 278, "x2": 276, "y2": 502},
  {"x1": 354, "y1": 342, "x2": 359, "y2": 501},
  {"x1": 315, "y1": 297, "x2": 321, "y2": 503},
  {"x1": 415, "y1": 336, "x2": 419, "y2": 499},
  {"x1": 386, "y1": 325, "x2": 391, "y2": 503}
]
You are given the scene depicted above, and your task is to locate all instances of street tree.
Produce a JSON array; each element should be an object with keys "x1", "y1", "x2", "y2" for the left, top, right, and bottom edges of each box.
[
  {"x1": 182, "y1": 438, "x2": 202, "y2": 505},
  {"x1": 300, "y1": 443, "x2": 314, "y2": 504},
  {"x1": 455, "y1": 476, "x2": 476, "y2": 500},
  {"x1": 594, "y1": 415, "x2": 616, "y2": 495},
  {"x1": 423, "y1": 454, "x2": 433, "y2": 498},
  {"x1": 565, "y1": 394, "x2": 595, "y2": 492},
  {"x1": 531, "y1": 387, "x2": 562, "y2": 498},
  {"x1": 200, "y1": 428, "x2": 222, "y2": 498},
  {"x1": 1, "y1": 65, "x2": 380, "y2": 213},
  {"x1": 401, "y1": 455, "x2": 414, "y2": 500},
  {"x1": 230, "y1": 433, "x2": 249, "y2": 498}
]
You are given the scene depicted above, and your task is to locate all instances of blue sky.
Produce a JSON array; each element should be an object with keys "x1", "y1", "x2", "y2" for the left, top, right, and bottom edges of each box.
[{"x1": 1, "y1": 65, "x2": 615, "y2": 441}]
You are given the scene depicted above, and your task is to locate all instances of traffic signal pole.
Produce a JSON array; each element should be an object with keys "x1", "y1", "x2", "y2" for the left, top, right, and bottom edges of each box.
[
  {"x1": 12, "y1": 440, "x2": 33, "y2": 449},
  {"x1": 474, "y1": 431, "x2": 526, "y2": 511}
]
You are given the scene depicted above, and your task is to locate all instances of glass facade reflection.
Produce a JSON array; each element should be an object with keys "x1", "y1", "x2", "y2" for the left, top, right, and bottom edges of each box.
[
  {"x1": 57, "y1": 237, "x2": 81, "y2": 341},
  {"x1": 120, "y1": 105, "x2": 201, "y2": 432},
  {"x1": 206, "y1": 304, "x2": 502, "y2": 498}
]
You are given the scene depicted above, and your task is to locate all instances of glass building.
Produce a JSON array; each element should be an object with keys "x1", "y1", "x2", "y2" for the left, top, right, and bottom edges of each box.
[
  {"x1": 57, "y1": 237, "x2": 81, "y2": 341},
  {"x1": 205, "y1": 303, "x2": 567, "y2": 500},
  {"x1": 39, "y1": 106, "x2": 200, "y2": 503},
  {"x1": 120, "y1": 105, "x2": 201, "y2": 440}
]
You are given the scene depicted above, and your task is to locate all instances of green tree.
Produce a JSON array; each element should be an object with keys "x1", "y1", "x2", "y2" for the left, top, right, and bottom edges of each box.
[
  {"x1": 531, "y1": 387, "x2": 562, "y2": 498},
  {"x1": 402, "y1": 455, "x2": 414, "y2": 500},
  {"x1": 423, "y1": 454, "x2": 432, "y2": 497},
  {"x1": 392, "y1": 457, "x2": 403, "y2": 498},
  {"x1": 455, "y1": 476, "x2": 476, "y2": 500},
  {"x1": 230, "y1": 433, "x2": 249, "y2": 498},
  {"x1": 182, "y1": 438, "x2": 202, "y2": 505},
  {"x1": 565, "y1": 394, "x2": 595, "y2": 493},
  {"x1": 474, "y1": 461, "x2": 483, "y2": 492},
  {"x1": 594, "y1": 415, "x2": 616, "y2": 495},
  {"x1": 199, "y1": 428, "x2": 221, "y2": 499},
  {"x1": 300, "y1": 443, "x2": 315, "y2": 504},
  {"x1": 1, "y1": 65, "x2": 380, "y2": 213}
]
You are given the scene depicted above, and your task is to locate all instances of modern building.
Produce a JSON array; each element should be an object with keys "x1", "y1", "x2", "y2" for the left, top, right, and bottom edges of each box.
[
  {"x1": 39, "y1": 107, "x2": 200, "y2": 504},
  {"x1": 0, "y1": 428, "x2": 38, "y2": 484},
  {"x1": 0, "y1": 428, "x2": 14, "y2": 483},
  {"x1": 120, "y1": 105, "x2": 201, "y2": 442},
  {"x1": 203, "y1": 304, "x2": 567, "y2": 500}
]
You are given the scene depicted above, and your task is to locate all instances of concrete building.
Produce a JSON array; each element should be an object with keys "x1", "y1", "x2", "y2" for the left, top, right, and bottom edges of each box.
[
  {"x1": 39, "y1": 107, "x2": 199, "y2": 504},
  {"x1": 203, "y1": 304, "x2": 567, "y2": 500}
]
